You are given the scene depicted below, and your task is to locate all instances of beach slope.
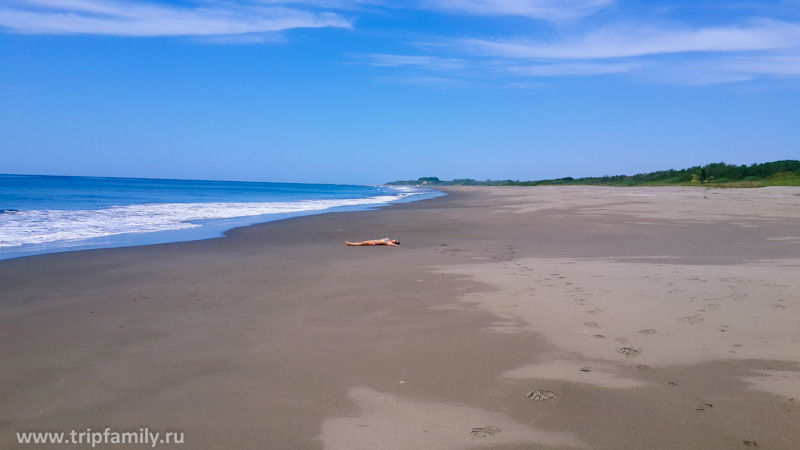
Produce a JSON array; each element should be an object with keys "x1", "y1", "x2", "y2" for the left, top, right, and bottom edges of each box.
[{"x1": 2, "y1": 186, "x2": 799, "y2": 449}]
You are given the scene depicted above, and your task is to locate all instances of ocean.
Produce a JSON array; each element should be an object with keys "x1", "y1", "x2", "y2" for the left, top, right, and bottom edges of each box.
[{"x1": 0, "y1": 175, "x2": 440, "y2": 260}]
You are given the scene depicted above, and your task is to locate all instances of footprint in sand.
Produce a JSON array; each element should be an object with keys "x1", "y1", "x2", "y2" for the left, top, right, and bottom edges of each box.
[
  {"x1": 584, "y1": 321, "x2": 600, "y2": 328},
  {"x1": 617, "y1": 347, "x2": 640, "y2": 356},
  {"x1": 694, "y1": 400, "x2": 714, "y2": 411},
  {"x1": 592, "y1": 334, "x2": 607, "y2": 339},
  {"x1": 638, "y1": 329, "x2": 657, "y2": 335},
  {"x1": 681, "y1": 314, "x2": 704, "y2": 324},
  {"x1": 527, "y1": 390, "x2": 557, "y2": 401},
  {"x1": 470, "y1": 425, "x2": 501, "y2": 437}
]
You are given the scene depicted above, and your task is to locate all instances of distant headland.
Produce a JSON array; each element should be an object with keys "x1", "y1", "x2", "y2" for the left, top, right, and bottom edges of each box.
[{"x1": 388, "y1": 160, "x2": 800, "y2": 188}]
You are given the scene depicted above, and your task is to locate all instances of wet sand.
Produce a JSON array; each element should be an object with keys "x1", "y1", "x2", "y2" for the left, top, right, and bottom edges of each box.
[{"x1": 2, "y1": 186, "x2": 799, "y2": 449}]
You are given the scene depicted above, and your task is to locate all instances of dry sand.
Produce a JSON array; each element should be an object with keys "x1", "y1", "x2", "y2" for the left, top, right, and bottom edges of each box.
[{"x1": 1, "y1": 186, "x2": 798, "y2": 449}]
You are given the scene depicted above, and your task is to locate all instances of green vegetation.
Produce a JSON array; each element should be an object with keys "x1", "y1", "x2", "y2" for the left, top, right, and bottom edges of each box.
[{"x1": 388, "y1": 160, "x2": 800, "y2": 188}]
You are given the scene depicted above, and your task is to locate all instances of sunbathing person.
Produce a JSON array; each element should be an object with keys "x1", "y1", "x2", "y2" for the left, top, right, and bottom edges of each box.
[{"x1": 346, "y1": 238, "x2": 400, "y2": 246}]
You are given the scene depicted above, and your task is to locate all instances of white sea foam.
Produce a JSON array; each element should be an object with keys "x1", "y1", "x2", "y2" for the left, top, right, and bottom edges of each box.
[{"x1": 0, "y1": 193, "x2": 412, "y2": 247}]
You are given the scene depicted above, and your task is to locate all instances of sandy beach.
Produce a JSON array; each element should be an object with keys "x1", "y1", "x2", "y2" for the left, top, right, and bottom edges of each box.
[{"x1": 2, "y1": 186, "x2": 799, "y2": 450}]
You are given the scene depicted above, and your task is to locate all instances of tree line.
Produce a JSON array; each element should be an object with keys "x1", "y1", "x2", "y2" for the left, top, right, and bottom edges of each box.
[{"x1": 387, "y1": 160, "x2": 800, "y2": 187}]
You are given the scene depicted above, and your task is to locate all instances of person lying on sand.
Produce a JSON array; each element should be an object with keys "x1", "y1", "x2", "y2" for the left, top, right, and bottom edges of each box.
[{"x1": 346, "y1": 238, "x2": 400, "y2": 246}]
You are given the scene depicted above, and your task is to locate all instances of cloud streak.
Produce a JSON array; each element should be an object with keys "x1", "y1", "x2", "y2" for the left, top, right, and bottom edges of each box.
[
  {"x1": 3, "y1": 0, "x2": 800, "y2": 86},
  {"x1": 508, "y1": 61, "x2": 640, "y2": 76},
  {"x1": 420, "y1": 0, "x2": 613, "y2": 21},
  {"x1": 412, "y1": 19, "x2": 800, "y2": 83},
  {"x1": 376, "y1": 75, "x2": 477, "y2": 87},
  {"x1": 357, "y1": 53, "x2": 466, "y2": 70},
  {"x1": 637, "y1": 49, "x2": 800, "y2": 86},
  {"x1": 456, "y1": 20, "x2": 800, "y2": 59},
  {"x1": 0, "y1": 0, "x2": 352, "y2": 36}
]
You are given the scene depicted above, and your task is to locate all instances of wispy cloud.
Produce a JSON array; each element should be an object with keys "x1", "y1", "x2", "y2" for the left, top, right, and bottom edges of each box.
[
  {"x1": 414, "y1": 19, "x2": 800, "y2": 83},
  {"x1": 193, "y1": 33, "x2": 288, "y2": 45},
  {"x1": 356, "y1": 53, "x2": 466, "y2": 70},
  {"x1": 376, "y1": 75, "x2": 477, "y2": 87},
  {"x1": 639, "y1": 49, "x2": 800, "y2": 86},
  {"x1": 723, "y1": 50, "x2": 800, "y2": 76},
  {"x1": 455, "y1": 20, "x2": 800, "y2": 59},
  {"x1": 4, "y1": 0, "x2": 800, "y2": 86},
  {"x1": 420, "y1": 0, "x2": 613, "y2": 21},
  {"x1": 0, "y1": 0, "x2": 352, "y2": 36},
  {"x1": 508, "y1": 61, "x2": 640, "y2": 76},
  {"x1": 254, "y1": 0, "x2": 387, "y2": 9}
]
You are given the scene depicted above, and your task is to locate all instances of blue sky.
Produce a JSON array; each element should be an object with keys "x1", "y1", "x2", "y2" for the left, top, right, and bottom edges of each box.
[{"x1": 1, "y1": 0, "x2": 798, "y2": 185}]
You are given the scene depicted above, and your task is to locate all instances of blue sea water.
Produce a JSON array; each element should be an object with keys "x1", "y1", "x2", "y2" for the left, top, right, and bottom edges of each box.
[{"x1": 0, "y1": 175, "x2": 440, "y2": 260}]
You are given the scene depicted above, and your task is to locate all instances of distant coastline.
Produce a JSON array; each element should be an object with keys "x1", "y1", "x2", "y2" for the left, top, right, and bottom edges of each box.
[{"x1": 388, "y1": 160, "x2": 800, "y2": 188}]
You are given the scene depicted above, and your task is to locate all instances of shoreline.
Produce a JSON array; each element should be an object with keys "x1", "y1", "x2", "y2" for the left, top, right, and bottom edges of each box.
[
  {"x1": 2, "y1": 186, "x2": 799, "y2": 449},
  {"x1": 0, "y1": 187, "x2": 442, "y2": 261}
]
